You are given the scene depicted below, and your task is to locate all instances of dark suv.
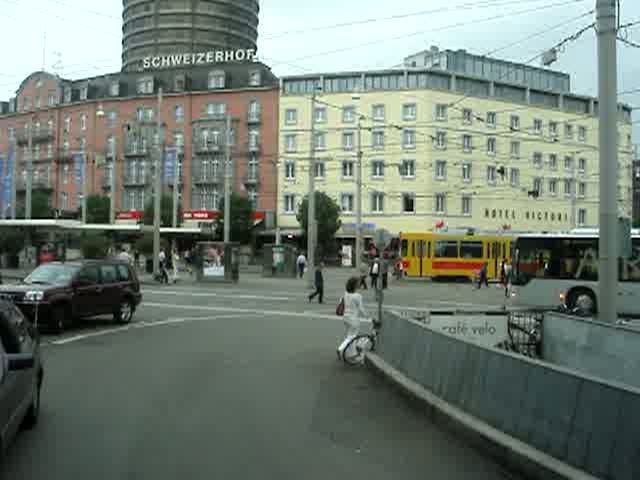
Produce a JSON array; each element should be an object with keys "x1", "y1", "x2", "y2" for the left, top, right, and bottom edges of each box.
[{"x1": 0, "y1": 260, "x2": 142, "y2": 333}]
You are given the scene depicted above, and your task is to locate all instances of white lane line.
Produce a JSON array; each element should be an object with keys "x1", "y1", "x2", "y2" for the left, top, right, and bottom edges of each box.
[
  {"x1": 50, "y1": 314, "x2": 255, "y2": 346},
  {"x1": 142, "y1": 289, "x2": 291, "y2": 301},
  {"x1": 387, "y1": 301, "x2": 505, "y2": 311}
]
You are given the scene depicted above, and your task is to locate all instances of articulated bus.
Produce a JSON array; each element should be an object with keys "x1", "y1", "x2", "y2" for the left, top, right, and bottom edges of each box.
[
  {"x1": 400, "y1": 232, "x2": 512, "y2": 280},
  {"x1": 511, "y1": 230, "x2": 640, "y2": 317}
]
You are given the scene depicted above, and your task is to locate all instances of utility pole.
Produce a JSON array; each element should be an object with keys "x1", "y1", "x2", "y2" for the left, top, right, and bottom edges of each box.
[
  {"x1": 9, "y1": 139, "x2": 16, "y2": 219},
  {"x1": 172, "y1": 148, "x2": 179, "y2": 228},
  {"x1": 152, "y1": 87, "x2": 163, "y2": 278},
  {"x1": 355, "y1": 115, "x2": 364, "y2": 272},
  {"x1": 571, "y1": 158, "x2": 577, "y2": 229},
  {"x1": 109, "y1": 137, "x2": 117, "y2": 224},
  {"x1": 223, "y1": 114, "x2": 232, "y2": 243},
  {"x1": 25, "y1": 122, "x2": 33, "y2": 220},
  {"x1": 81, "y1": 151, "x2": 88, "y2": 223},
  {"x1": 596, "y1": 0, "x2": 618, "y2": 323},
  {"x1": 306, "y1": 89, "x2": 318, "y2": 288}
]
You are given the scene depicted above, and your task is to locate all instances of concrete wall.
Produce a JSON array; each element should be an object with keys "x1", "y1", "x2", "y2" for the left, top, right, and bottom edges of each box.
[
  {"x1": 543, "y1": 312, "x2": 640, "y2": 389},
  {"x1": 376, "y1": 310, "x2": 640, "y2": 479}
]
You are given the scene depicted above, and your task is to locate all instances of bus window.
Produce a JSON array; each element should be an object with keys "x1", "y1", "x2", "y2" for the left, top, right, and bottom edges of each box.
[
  {"x1": 410, "y1": 241, "x2": 415, "y2": 257},
  {"x1": 418, "y1": 240, "x2": 427, "y2": 257},
  {"x1": 427, "y1": 242, "x2": 431, "y2": 258},
  {"x1": 460, "y1": 241, "x2": 483, "y2": 259},
  {"x1": 401, "y1": 239, "x2": 408, "y2": 257},
  {"x1": 435, "y1": 240, "x2": 459, "y2": 258}
]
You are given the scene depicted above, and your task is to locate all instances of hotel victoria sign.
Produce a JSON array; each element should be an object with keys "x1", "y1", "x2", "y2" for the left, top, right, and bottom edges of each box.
[{"x1": 141, "y1": 48, "x2": 258, "y2": 70}]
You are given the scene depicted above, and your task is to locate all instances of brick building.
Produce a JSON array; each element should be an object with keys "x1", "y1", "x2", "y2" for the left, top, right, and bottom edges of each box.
[{"x1": 0, "y1": 62, "x2": 279, "y2": 228}]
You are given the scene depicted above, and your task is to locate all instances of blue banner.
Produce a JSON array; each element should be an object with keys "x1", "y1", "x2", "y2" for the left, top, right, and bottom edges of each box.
[
  {"x1": 164, "y1": 148, "x2": 177, "y2": 184},
  {"x1": 73, "y1": 152, "x2": 84, "y2": 188}
]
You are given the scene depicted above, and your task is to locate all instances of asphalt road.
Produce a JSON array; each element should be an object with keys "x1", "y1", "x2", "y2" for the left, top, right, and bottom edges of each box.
[{"x1": 1, "y1": 274, "x2": 516, "y2": 479}]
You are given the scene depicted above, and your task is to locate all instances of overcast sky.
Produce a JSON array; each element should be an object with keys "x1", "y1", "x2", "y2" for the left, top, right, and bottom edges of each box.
[{"x1": 0, "y1": 0, "x2": 638, "y2": 141}]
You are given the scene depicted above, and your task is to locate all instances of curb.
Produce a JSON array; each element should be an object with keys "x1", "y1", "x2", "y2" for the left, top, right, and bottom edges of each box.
[{"x1": 365, "y1": 352, "x2": 597, "y2": 480}]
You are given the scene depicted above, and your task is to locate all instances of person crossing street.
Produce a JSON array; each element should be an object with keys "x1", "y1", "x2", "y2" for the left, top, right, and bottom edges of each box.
[{"x1": 308, "y1": 262, "x2": 324, "y2": 304}]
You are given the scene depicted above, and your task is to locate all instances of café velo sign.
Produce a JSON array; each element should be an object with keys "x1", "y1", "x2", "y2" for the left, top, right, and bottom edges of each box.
[{"x1": 142, "y1": 48, "x2": 258, "y2": 70}]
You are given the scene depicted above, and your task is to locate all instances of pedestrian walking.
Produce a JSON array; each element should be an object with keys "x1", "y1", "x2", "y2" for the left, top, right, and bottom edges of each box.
[
  {"x1": 158, "y1": 248, "x2": 169, "y2": 284},
  {"x1": 308, "y1": 262, "x2": 324, "y2": 304},
  {"x1": 117, "y1": 246, "x2": 132, "y2": 265},
  {"x1": 171, "y1": 248, "x2": 180, "y2": 284},
  {"x1": 369, "y1": 257, "x2": 380, "y2": 289},
  {"x1": 133, "y1": 249, "x2": 140, "y2": 270},
  {"x1": 358, "y1": 262, "x2": 368, "y2": 290},
  {"x1": 503, "y1": 259, "x2": 512, "y2": 297},
  {"x1": 296, "y1": 252, "x2": 307, "y2": 279},
  {"x1": 381, "y1": 254, "x2": 390, "y2": 290},
  {"x1": 394, "y1": 258, "x2": 404, "y2": 280},
  {"x1": 337, "y1": 276, "x2": 370, "y2": 360},
  {"x1": 476, "y1": 262, "x2": 489, "y2": 289}
]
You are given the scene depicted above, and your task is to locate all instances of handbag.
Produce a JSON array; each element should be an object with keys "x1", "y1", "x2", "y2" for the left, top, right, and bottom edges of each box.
[{"x1": 336, "y1": 297, "x2": 345, "y2": 316}]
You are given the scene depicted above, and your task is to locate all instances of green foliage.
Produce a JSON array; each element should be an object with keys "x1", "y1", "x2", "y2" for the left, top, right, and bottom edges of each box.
[
  {"x1": 134, "y1": 233, "x2": 169, "y2": 257},
  {"x1": 80, "y1": 234, "x2": 110, "y2": 259},
  {"x1": 86, "y1": 195, "x2": 110, "y2": 224},
  {"x1": 17, "y1": 191, "x2": 52, "y2": 219},
  {"x1": 634, "y1": 217, "x2": 640, "y2": 229},
  {"x1": 144, "y1": 195, "x2": 180, "y2": 227},
  {"x1": 297, "y1": 192, "x2": 342, "y2": 258},
  {"x1": 0, "y1": 230, "x2": 25, "y2": 256},
  {"x1": 215, "y1": 193, "x2": 254, "y2": 244}
]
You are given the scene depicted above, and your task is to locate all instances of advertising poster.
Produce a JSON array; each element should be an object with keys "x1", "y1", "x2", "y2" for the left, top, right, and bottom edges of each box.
[
  {"x1": 201, "y1": 243, "x2": 225, "y2": 277},
  {"x1": 272, "y1": 245, "x2": 285, "y2": 272},
  {"x1": 73, "y1": 152, "x2": 84, "y2": 188},
  {"x1": 341, "y1": 245, "x2": 353, "y2": 267},
  {"x1": 164, "y1": 148, "x2": 177, "y2": 184}
]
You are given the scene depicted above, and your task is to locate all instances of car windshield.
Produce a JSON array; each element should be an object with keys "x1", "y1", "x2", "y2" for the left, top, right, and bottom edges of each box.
[{"x1": 24, "y1": 264, "x2": 80, "y2": 286}]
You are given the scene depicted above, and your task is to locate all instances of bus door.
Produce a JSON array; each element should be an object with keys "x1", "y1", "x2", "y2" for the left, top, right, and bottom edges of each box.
[
  {"x1": 417, "y1": 239, "x2": 428, "y2": 277},
  {"x1": 492, "y1": 241, "x2": 499, "y2": 278}
]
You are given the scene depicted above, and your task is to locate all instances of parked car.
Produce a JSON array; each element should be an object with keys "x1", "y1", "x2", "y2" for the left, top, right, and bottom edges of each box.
[
  {"x1": 0, "y1": 260, "x2": 142, "y2": 333},
  {"x1": 0, "y1": 298, "x2": 43, "y2": 455}
]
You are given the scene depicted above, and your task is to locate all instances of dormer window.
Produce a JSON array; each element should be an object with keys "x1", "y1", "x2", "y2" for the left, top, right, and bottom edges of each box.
[
  {"x1": 248, "y1": 70, "x2": 261, "y2": 87},
  {"x1": 109, "y1": 81, "x2": 120, "y2": 96},
  {"x1": 208, "y1": 70, "x2": 225, "y2": 89},
  {"x1": 137, "y1": 76, "x2": 154, "y2": 94},
  {"x1": 174, "y1": 73, "x2": 186, "y2": 91},
  {"x1": 64, "y1": 87, "x2": 71, "y2": 103},
  {"x1": 79, "y1": 84, "x2": 88, "y2": 101}
]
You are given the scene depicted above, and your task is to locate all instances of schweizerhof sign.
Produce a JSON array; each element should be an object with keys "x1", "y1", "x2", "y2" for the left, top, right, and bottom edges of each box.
[{"x1": 142, "y1": 49, "x2": 257, "y2": 70}]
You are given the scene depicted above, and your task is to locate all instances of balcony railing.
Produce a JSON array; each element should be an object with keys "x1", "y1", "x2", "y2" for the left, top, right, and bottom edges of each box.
[
  {"x1": 247, "y1": 110, "x2": 261, "y2": 124},
  {"x1": 248, "y1": 141, "x2": 261, "y2": 153},
  {"x1": 16, "y1": 130, "x2": 55, "y2": 145},
  {"x1": 122, "y1": 173, "x2": 150, "y2": 186},
  {"x1": 124, "y1": 144, "x2": 149, "y2": 157},
  {"x1": 194, "y1": 141, "x2": 222, "y2": 154},
  {"x1": 192, "y1": 171, "x2": 222, "y2": 184}
]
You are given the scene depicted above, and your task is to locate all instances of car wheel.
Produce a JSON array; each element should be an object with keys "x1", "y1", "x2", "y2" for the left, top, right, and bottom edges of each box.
[
  {"x1": 51, "y1": 304, "x2": 66, "y2": 334},
  {"x1": 22, "y1": 379, "x2": 41, "y2": 430},
  {"x1": 114, "y1": 298, "x2": 134, "y2": 324}
]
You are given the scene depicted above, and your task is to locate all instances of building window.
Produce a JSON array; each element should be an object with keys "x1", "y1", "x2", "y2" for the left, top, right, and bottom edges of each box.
[
  {"x1": 486, "y1": 111, "x2": 497, "y2": 128},
  {"x1": 549, "y1": 121, "x2": 558, "y2": 138},
  {"x1": 372, "y1": 130, "x2": 385, "y2": 149},
  {"x1": 402, "y1": 194, "x2": 416, "y2": 213},
  {"x1": 487, "y1": 137, "x2": 496, "y2": 155},
  {"x1": 284, "y1": 134, "x2": 297, "y2": 153},
  {"x1": 108, "y1": 111, "x2": 118, "y2": 128},
  {"x1": 174, "y1": 105, "x2": 184, "y2": 122},
  {"x1": 402, "y1": 103, "x2": 416, "y2": 121},
  {"x1": 533, "y1": 152, "x2": 543, "y2": 169},
  {"x1": 565, "y1": 123, "x2": 573, "y2": 139},
  {"x1": 435, "y1": 104, "x2": 447, "y2": 121},
  {"x1": 461, "y1": 196, "x2": 471, "y2": 216},
  {"x1": 63, "y1": 87, "x2": 71, "y2": 103},
  {"x1": 403, "y1": 129, "x2": 416, "y2": 149},
  {"x1": 62, "y1": 165, "x2": 69, "y2": 185},
  {"x1": 371, "y1": 192, "x2": 384, "y2": 213},
  {"x1": 35, "y1": 96, "x2": 41, "y2": 109},
  {"x1": 342, "y1": 106, "x2": 355, "y2": 123},
  {"x1": 79, "y1": 137, "x2": 86, "y2": 151},
  {"x1": 314, "y1": 107, "x2": 327, "y2": 123},
  {"x1": 510, "y1": 141, "x2": 520, "y2": 158},
  {"x1": 564, "y1": 156, "x2": 573, "y2": 171},
  {"x1": 534, "y1": 178, "x2": 543, "y2": 195},
  {"x1": 248, "y1": 70, "x2": 261, "y2": 87},
  {"x1": 533, "y1": 119, "x2": 543, "y2": 135},
  {"x1": 46, "y1": 142, "x2": 53, "y2": 158},
  {"x1": 462, "y1": 163, "x2": 472, "y2": 182},
  {"x1": 578, "y1": 157, "x2": 586, "y2": 174},
  {"x1": 435, "y1": 194, "x2": 446, "y2": 214},
  {"x1": 401, "y1": 159, "x2": 416, "y2": 178},
  {"x1": 564, "y1": 179, "x2": 572, "y2": 197},
  {"x1": 80, "y1": 113, "x2": 87, "y2": 131},
  {"x1": 487, "y1": 165, "x2": 497, "y2": 184},
  {"x1": 109, "y1": 82, "x2": 119, "y2": 96},
  {"x1": 247, "y1": 187, "x2": 258, "y2": 209},
  {"x1": 284, "y1": 194, "x2": 296, "y2": 213},
  {"x1": 435, "y1": 160, "x2": 446, "y2": 180},
  {"x1": 249, "y1": 129, "x2": 260, "y2": 150},
  {"x1": 285, "y1": 108, "x2": 298, "y2": 125},
  {"x1": 137, "y1": 77, "x2": 154, "y2": 94},
  {"x1": 578, "y1": 126, "x2": 587, "y2": 142},
  {"x1": 47, "y1": 93, "x2": 56, "y2": 106},
  {"x1": 372, "y1": 104, "x2": 385, "y2": 121},
  {"x1": 313, "y1": 132, "x2": 326, "y2": 150},
  {"x1": 434, "y1": 131, "x2": 446, "y2": 149},
  {"x1": 510, "y1": 115, "x2": 520, "y2": 131},
  {"x1": 208, "y1": 70, "x2": 225, "y2": 89},
  {"x1": 462, "y1": 108, "x2": 472, "y2": 125},
  {"x1": 63, "y1": 114, "x2": 71, "y2": 133},
  {"x1": 578, "y1": 209, "x2": 587, "y2": 226},
  {"x1": 284, "y1": 161, "x2": 295, "y2": 180},
  {"x1": 315, "y1": 162, "x2": 325, "y2": 179},
  {"x1": 549, "y1": 154, "x2": 558, "y2": 170},
  {"x1": 107, "y1": 136, "x2": 116, "y2": 157},
  {"x1": 342, "y1": 131, "x2": 354, "y2": 150},
  {"x1": 462, "y1": 134, "x2": 472, "y2": 152},
  {"x1": 61, "y1": 192, "x2": 69, "y2": 210},
  {"x1": 206, "y1": 102, "x2": 226, "y2": 117},
  {"x1": 549, "y1": 178, "x2": 557, "y2": 196},
  {"x1": 341, "y1": 193, "x2": 354, "y2": 213},
  {"x1": 510, "y1": 168, "x2": 520, "y2": 186},
  {"x1": 372, "y1": 160, "x2": 384, "y2": 179},
  {"x1": 342, "y1": 161, "x2": 354, "y2": 178},
  {"x1": 578, "y1": 182, "x2": 586, "y2": 198}
]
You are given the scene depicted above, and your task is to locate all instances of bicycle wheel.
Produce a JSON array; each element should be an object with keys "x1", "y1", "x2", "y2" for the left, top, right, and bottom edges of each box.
[{"x1": 342, "y1": 334, "x2": 375, "y2": 365}]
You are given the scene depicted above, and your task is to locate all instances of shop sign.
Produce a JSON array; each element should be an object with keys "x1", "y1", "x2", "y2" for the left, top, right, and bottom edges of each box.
[{"x1": 142, "y1": 49, "x2": 257, "y2": 70}]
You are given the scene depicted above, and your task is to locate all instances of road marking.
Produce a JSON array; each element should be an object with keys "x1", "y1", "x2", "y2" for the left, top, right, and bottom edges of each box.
[
  {"x1": 142, "y1": 289, "x2": 291, "y2": 301},
  {"x1": 387, "y1": 301, "x2": 505, "y2": 311},
  {"x1": 50, "y1": 314, "x2": 255, "y2": 346}
]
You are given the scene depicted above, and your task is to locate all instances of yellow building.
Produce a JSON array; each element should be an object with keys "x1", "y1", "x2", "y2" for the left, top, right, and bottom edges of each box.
[{"x1": 277, "y1": 66, "x2": 634, "y2": 246}]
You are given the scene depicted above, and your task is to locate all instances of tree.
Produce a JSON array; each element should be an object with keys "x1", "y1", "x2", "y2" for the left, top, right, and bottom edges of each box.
[
  {"x1": 86, "y1": 195, "x2": 110, "y2": 224},
  {"x1": 215, "y1": 193, "x2": 254, "y2": 244},
  {"x1": 134, "y1": 232, "x2": 170, "y2": 257},
  {"x1": 634, "y1": 217, "x2": 640, "y2": 229},
  {"x1": 80, "y1": 234, "x2": 110, "y2": 259},
  {"x1": 17, "y1": 191, "x2": 52, "y2": 219},
  {"x1": 297, "y1": 192, "x2": 342, "y2": 258},
  {"x1": 144, "y1": 194, "x2": 180, "y2": 227}
]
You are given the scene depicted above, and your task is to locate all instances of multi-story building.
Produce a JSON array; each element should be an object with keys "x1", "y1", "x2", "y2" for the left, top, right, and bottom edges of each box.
[
  {"x1": 0, "y1": 0, "x2": 278, "y2": 229},
  {"x1": 277, "y1": 60, "x2": 634, "y2": 246},
  {"x1": 634, "y1": 145, "x2": 640, "y2": 225}
]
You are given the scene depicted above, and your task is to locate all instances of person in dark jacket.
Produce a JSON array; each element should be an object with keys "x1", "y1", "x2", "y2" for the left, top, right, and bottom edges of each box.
[{"x1": 308, "y1": 262, "x2": 324, "y2": 304}]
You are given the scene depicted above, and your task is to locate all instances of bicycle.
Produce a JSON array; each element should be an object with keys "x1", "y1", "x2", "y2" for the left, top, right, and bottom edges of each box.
[{"x1": 341, "y1": 320, "x2": 381, "y2": 365}]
